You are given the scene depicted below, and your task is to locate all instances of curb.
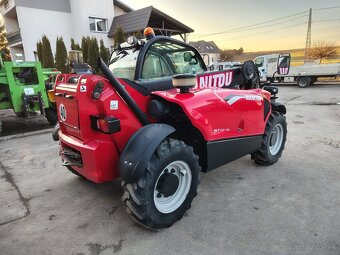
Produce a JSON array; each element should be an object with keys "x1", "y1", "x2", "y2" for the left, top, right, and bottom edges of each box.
[{"x1": 0, "y1": 128, "x2": 53, "y2": 142}]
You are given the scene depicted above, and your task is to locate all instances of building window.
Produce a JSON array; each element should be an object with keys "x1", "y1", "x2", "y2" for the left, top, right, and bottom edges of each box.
[{"x1": 89, "y1": 17, "x2": 107, "y2": 32}]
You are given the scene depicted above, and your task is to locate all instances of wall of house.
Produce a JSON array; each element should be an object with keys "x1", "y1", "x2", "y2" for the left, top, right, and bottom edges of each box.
[
  {"x1": 2, "y1": 0, "x2": 119, "y2": 61},
  {"x1": 16, "y1": 6, "x2": 72, "y2": 61},
  {"x1": 0, "y1": 0, "x2": 16, "y2": 16},
  {"x1": 70, "y1": 0, "x2": 114, "y2": 48},
  {"x1": 114, "y1": 5, "x2": 126, "y2": 17},
  {"x1": 15, "y1": 0, "x2": 71, "y2": 13},
  {"x1": 2, "y1": 16, "x2": 19, "y2": 34},
  {"x1": 202, "y1": 53, "x2": 220, "y2": 66}
]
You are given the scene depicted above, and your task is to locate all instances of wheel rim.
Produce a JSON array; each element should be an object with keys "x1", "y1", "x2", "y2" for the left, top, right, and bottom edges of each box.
[
  {"x1": 299, "y1": 79, "x2": 307, "y2": 87},
  {"x1": 154, "y1": 160, "x2": 192, "y2": 214},
  {"x1": 269, "y1": 123, "x2": 284, "y2": 155}
]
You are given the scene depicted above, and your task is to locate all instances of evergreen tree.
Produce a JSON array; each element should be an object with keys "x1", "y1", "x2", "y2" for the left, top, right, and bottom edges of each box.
[
  {"x1": 71, "y1": 38, "x2": 81, "y2": 50},
  {"x1": 36, "y1": 40, "x2": 43, "y2": 63},
  {"x1": 99, "y1": 39, "x2": 110, "y2": 64},
  {"x1": 87, "y1": 37, "x2": 99, "y2": 72},
  {"x1": 55, "y1": 37, "x2": 68, "y2": 73},
  {"x1": 114, "y1": 25, "x2": 126, "y2": 47},
  {"x1": 41, "y1": 35, "x2": 54, "y2": 67},
  {"x1": 0, "y1": 20, "x2": 11, "y2": 61},
  {"x1": 81, "y1": 36, "x2": 90, "y2": 63}
]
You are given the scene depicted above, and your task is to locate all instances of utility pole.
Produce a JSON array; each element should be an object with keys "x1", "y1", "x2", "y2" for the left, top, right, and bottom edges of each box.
[{"x1": 304, "y1": 8, "x2": 312, "y2": 62}]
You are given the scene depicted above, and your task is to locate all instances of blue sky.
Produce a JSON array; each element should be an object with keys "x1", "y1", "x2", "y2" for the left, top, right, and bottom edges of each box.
[{"x1": 121, "y1": 0, "x2": 340, "y2": 51}]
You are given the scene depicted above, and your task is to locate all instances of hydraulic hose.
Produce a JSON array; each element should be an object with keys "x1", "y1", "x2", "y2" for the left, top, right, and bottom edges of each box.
[{"x1": 98, "y1": 58, "x2": 150, "y2": 126}]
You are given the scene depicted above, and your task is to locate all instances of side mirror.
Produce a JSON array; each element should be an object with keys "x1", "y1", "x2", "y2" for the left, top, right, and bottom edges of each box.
[
  {"x1": 277, "y1": 53, "x2": 291, "y2": 75},
  {"x1": 183, "y1": 52, "x2": 193, "y2": 62}
]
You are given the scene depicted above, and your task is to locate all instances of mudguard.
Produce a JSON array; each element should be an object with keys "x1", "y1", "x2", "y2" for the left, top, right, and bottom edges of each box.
[
  {"x1": 271, "y1": 102, "x2": 286, "y2": 114},
  {"x1": 119, "y1": 123, "x2": 175, "y2": 183}
]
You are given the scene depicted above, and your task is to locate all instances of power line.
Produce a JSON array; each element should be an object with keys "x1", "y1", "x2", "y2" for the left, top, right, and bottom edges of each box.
[
  {"x1": 190, "y1": 14, "x2": 308, "y2": 39},
  {"x1": 190, "y1": 11, "x2": 308, "y2": 38},
  {"x1": 191, "y1": 6, "x2": 340, "y2": 40},
  {"x1": 224, "y1": 22, "x2": 306, "y2": 42},
  {"x1": 314, "y1": 6, "x2": 340, "y2": 11}
]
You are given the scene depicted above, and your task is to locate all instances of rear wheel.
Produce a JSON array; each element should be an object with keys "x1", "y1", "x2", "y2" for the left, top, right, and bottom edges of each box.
[
  {"x1": 310, "y1": 77, "x2": 317, "y2": 85},
  {"x1": 252, "y1": 112, "x2": 287, "y2": 165},
  {"x1": 45, "y1": 107, "x2": 58, "y2": 125},
  {"x1": 297, "y1": 76, "x2": 310, "y2": 88},
  {"x1": 122, "y1": 138, "x2": 200, "y2": 230},
  {"x1": 52, "y1": 123, "x2": 60, "y2": 141}
]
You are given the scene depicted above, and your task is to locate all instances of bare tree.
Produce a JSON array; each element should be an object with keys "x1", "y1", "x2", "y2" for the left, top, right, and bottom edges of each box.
[
  {"x1": 220, "y1": 47, "x2": 244, "y2": 61},
  {"x1": 306, "y1": 41, "x2": 336, "y2": 64}
]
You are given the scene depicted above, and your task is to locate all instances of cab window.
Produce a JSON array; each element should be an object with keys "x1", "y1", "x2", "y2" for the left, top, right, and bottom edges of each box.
[
  {"x1": 268, "y1": 57, "x2": 278, "y2": 63},
  {"x1": 141, "y1": 40, "x2": 205, "y2": 80},
  {"x1": 142, "y1": 53, "x2": 171, "y2": 79},
  {"x1": 254, "y1": 57, "x2": 264, "y2": 67},
  {"x1": 109, "y1": 48, "x2": 138, "y2": 80}
]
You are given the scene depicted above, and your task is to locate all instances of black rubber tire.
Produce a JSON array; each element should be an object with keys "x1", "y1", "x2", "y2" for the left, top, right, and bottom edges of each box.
[
  {"x1": 45, "y1": 107, "x2": 58, "y2": 125},
  {"x1": 252, "y1": 112, "x2": 287, "y2": 165},
  {"x1": 121, "y1": 138, "x2": 200, "y2": 230},
  {"x1": 15, "y1": 112, "x2": 26, "y2": 117},
  {"x1": 65, "y1": 166, "x2": 84, "y2": 178},
  {"x1": 52, "y1": 123, "x2": 60, "y2": 141},
  {"x1": 0, "y1": 118, "x2": 2, "y2": 136},
  {"x1": 297, "y1": 77, "x2": 310, "y2": 88},
  {"x1": 310, "y1": 77, "x2": 317, "y2": 85}
]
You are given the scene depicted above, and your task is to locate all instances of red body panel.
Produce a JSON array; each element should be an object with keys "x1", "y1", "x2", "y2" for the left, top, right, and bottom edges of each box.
[
  {"x1": 55, "y1": 74, "x2": 271, "y2": 183},
  {"x1": 55, "y1": 74, "x2": 147, "y2": 182},
  {"x1": 153, "y1": 88, "x2": 271, "y2": 141}
]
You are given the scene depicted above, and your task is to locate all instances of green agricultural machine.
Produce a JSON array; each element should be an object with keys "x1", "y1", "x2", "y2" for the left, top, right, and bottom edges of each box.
[{"x1": 0, "y1": 55, "x2": 60, "y2": 135}]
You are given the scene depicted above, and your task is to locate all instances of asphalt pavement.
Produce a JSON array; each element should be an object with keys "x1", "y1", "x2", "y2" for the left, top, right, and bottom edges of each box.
[{"x1": 0, "y1": 83, "x2": 339, "y2": 255}]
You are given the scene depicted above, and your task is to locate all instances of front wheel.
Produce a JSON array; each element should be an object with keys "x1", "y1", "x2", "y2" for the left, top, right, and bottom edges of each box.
[
  {"x1": 252, "y1": 112, "x2": 287, "y2": 165},
  {"x1": 122, "y1": 138, "x2": 200, "y2": 230},
  {"x1": 297, "y1": 77, "x2": 310, "y2": 88}
]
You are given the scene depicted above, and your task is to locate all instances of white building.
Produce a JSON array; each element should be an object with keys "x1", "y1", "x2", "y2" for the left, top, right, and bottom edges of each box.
[
  {"x1": 189, "y1": 40, "x2": 221, "y2": 66},
  {"x1": 0, "y1": 0, "x2": 132, "y2": 61}
]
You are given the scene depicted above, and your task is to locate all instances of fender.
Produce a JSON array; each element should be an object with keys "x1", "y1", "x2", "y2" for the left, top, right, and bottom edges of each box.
[
  {"x1": 271, "y1": 101, "x2": 286, "y2": 114},
  {"x1": 119, "y1": 123, "x2": 175, "y2": 183}
]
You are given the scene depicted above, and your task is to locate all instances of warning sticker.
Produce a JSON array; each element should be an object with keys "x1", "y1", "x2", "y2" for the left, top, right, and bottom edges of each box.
[
  {"x1": 24, "y1": 87, "x2": 34, "y2": 95},
  {"x1": 110, "y1": 100, "x2": 118, "y2": 110},
  {"x1": 80, "y1": 85, "x2": 86, "y2": 92}
]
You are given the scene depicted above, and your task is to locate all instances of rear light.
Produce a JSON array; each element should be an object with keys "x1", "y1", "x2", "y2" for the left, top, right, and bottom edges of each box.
[
  {"x1": 90, "y1": 116, "x2": 121, "y2": 134},
  {"x1": 47, "y1": 90, "x2": 55, "y2": 102}
]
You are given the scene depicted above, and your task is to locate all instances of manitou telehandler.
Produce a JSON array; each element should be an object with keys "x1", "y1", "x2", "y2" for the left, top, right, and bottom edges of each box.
[{"x1": 53, "y1": 29, "x2": 288, "y2": 229}]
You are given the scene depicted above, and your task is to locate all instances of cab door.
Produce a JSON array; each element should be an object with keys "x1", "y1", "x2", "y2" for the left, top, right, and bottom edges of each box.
[{"x1": 254, "y1": 57, "x2": 267, "y2": 82}]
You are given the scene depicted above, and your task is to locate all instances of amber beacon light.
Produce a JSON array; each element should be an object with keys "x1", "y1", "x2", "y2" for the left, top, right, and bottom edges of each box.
[{"x1": 144, "y1": 27, "x2": 155, "y2": 39}]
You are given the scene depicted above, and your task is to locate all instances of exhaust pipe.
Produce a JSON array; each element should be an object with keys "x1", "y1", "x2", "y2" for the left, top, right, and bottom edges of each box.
[{"x1": 98, "y1": 58, "x2": 150, "y2": 126}]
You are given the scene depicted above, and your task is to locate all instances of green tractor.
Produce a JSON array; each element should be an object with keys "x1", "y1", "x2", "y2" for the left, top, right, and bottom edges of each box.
[{"x1": 0, "y1": 54, "x2": 60, "y2": 135}]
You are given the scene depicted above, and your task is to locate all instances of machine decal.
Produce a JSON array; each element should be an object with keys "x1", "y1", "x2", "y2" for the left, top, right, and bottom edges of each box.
[
  {"x1": 59, "y1": 103, "x2": 67, "y2": 121},
  {"x1": 197, "y1": 71, "x2": 233, "y2": 89},
  {"x1": 110, "y1": 100, "x2": 119, "y2": 110},
  {"x1": 24, "y1": 87, "x2": 34, "y2": 95},
  {"x1": 224, "y1": 94, "x2": 263, "y2": 105},
  {"x1": 279, "y1": 67, "x2": 289, "y2": 75}
]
